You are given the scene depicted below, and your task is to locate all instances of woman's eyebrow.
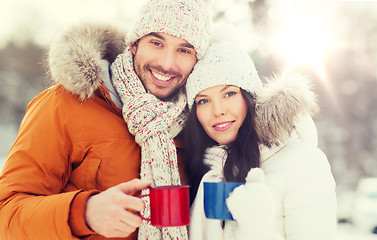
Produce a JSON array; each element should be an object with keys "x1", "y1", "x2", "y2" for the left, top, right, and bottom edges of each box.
[
  {"x1": 220, "y1": 85, "x2": 232, "y2": 91},
  {"x1": 196, "y1": 93, "x2": 207, "y2": 98},
  {"x1": 196, "y1": 86, "x2": 235, "y2": 98}
]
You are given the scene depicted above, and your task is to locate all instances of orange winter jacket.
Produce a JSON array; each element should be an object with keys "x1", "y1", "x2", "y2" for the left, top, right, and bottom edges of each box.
[
  {"x1": 0, "y1": 23, "x2": 187, "y2": 240},
  {"x1": 0, "y1": 85, "x2": 186, "y2": 240}
]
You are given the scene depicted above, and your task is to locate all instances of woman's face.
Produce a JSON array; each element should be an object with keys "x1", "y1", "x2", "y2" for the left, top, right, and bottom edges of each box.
[{"x1": 195, "y1": 85, "x2": 248, "y2": 145}]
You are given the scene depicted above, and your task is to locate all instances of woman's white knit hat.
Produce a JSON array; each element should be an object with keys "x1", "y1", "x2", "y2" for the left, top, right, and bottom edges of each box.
[
  {"x1": 126, "y1": 0, "x2": 211, "y2": 59},
  {"x1": 186, "y1": 40, "x2": 263, "y2": 109}
]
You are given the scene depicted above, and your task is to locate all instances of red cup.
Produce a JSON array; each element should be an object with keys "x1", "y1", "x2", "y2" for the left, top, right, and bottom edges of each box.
[{"x1": 140, "y1": 185, "x2": 190, "y2": 227}]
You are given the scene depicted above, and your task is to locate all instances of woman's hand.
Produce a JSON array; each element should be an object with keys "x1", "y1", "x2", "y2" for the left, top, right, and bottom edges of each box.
[{"x1": 226, "y1": 168, "x2": 276, "y2": 240}]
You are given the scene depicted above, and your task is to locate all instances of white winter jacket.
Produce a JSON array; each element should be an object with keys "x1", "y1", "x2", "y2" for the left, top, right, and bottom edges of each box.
[
  {"x1": 189, "y1": 114, "x2": 337, "y2": 240},
  {"x1": 258, "y1": 115, "x2": 337, "y2": 239}
]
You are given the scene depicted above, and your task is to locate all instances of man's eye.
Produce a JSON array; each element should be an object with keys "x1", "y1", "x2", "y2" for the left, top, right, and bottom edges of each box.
[
  {"x1": 151, "y1": 41, "x2": 162, "y2": 47},
  {"x1": 179, "y1": 48, "x2": 191, "y2": 54}
]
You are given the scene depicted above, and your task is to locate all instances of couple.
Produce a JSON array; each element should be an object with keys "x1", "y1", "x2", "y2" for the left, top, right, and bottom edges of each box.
[{"x1": 0, "y1": 0, "x2": 336, "y2": 239}]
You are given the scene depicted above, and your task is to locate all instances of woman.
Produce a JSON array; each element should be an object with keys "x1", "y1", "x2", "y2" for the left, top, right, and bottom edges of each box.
[{"x1": 182, "y1": 40, "x2": 337, "y2": 240}]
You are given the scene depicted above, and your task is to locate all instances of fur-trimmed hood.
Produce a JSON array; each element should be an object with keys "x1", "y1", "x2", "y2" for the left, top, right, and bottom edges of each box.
[
  {"x1": 255, "y1": 74, "x2": 319, "y2": 147},
  {"x1": 47, "y1": 22, "x2": 126, "y2": 100}
]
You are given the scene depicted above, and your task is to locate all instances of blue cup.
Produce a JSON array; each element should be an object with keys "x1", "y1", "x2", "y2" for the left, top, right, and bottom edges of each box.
[{"x1": 203, "y1": 182, "x2": 243, "y2": 220}]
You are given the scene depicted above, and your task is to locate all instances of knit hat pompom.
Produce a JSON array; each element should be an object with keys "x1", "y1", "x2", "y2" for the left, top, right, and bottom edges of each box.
[
  {"x1": 127, "y1": 0, "x2": 211, "y2": 59},
  {"x1": 186, "y1": 40, "x2": 262, "y2": 109}
]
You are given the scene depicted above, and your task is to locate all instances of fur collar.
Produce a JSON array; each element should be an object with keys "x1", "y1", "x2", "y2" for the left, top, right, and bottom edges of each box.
[
  {"x1": 47, "y1": 22, "x2": 126, "y2": 100},
  {"x1": 255, "y1": 74, "x2": 319, "y2": 147}
]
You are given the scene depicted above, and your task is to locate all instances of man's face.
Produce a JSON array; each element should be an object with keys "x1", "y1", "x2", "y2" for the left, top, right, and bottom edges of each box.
[{"x1": 131, "y1": 32, "x2": 197, "y2": 101}]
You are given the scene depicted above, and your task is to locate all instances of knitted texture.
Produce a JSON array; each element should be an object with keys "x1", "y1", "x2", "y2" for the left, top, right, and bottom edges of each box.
[
  {"x1": 111, "y1": 47, "x2": 188, "y2": 240},
  {"x1": 186, "y1": 40, "x2": 263, "y2": 109},
  {"x1": 127, "y1": 0, "x2": 211, "y2": 59},
  {"x1": 203, "y1": 145, "x2": 227, "y2": 177}
]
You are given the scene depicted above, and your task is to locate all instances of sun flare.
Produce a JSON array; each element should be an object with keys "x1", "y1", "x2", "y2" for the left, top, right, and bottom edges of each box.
[
  {"x1": 270, "y1": 18, "x2": 342, "y2": 116},
  {"x1": 274, "y1": 21, "x2": 334, "y2": 70}
]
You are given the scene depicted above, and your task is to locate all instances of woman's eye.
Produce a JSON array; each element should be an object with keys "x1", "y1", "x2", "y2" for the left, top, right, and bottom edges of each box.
[
  {"x1": 225, "y1": 92, "x2": 236, "y2": 98},
  {"x1": 197, "y1": 99, "x2": 208, "y2": 105}
]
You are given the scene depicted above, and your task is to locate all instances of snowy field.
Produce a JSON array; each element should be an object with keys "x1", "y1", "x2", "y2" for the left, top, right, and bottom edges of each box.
[{"x1": 338, "y1": 223, "x2": 377, "y2": 240}]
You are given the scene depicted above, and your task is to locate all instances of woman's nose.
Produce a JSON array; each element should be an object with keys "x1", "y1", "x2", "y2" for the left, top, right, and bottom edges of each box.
[{"x1": 213, "y1": 102, "x2": 225, "y2": 117}]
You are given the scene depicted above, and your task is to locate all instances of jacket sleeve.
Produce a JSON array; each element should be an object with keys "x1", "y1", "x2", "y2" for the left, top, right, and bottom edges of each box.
[
  {"x1": 283, "y1": 147, "x2": 337, "y2": 240},
  {"x1": 0, "y1": 89, "x2": 84, "y2": 239}
]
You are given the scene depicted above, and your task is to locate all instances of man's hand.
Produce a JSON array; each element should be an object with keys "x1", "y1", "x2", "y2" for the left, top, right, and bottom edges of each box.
[{"x1": 85, "y1": 179, "x2": 151, "y2": 238}]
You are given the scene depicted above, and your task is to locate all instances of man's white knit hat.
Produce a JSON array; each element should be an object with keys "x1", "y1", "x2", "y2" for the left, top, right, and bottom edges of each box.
[
  {"x1": 127, "y1": 0, "x2": 211, "y2": 59},
  {"x1": 186, "y1": 40, "x2": 263, "y2": 109}
]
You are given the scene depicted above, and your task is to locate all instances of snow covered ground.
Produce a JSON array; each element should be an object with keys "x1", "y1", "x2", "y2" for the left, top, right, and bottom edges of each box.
[{"x1": 338, "y1": 223, "x2": 377, "y2": 240}]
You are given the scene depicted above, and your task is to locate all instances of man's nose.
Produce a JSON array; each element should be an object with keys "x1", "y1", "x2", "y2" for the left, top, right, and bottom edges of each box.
[{"x1": 158, "y1": 49, "x2": 176, "y2": 72}]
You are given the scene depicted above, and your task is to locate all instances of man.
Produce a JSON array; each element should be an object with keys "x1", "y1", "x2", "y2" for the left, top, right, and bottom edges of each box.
[{"x1": 0, "y1": 0, "x2": 211, "y2": 239}]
